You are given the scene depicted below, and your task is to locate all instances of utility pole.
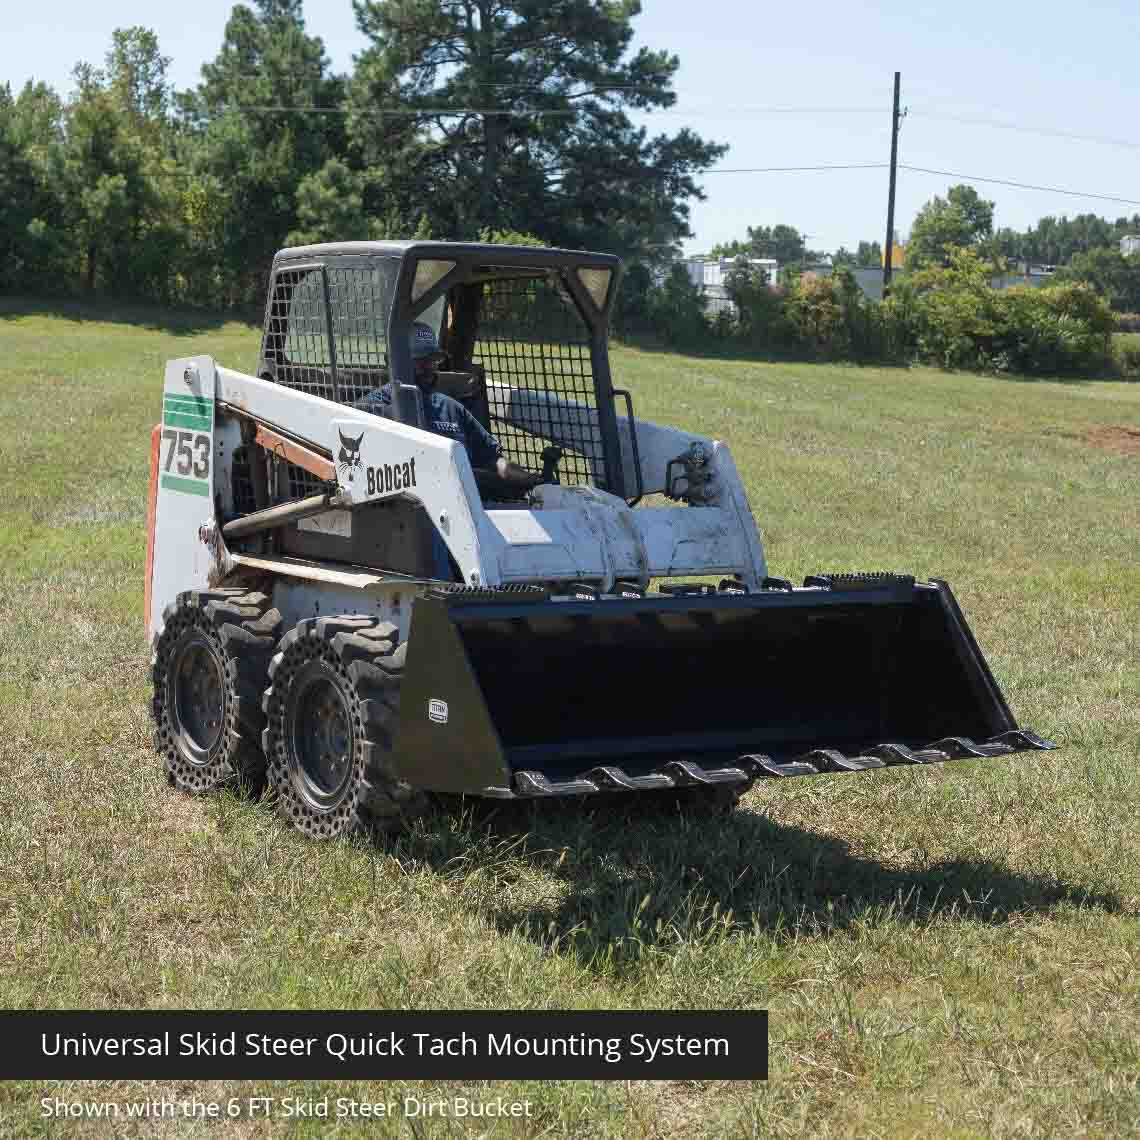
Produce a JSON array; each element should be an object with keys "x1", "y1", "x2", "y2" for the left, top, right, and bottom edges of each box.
[{"x1": 883, "y1": 71, "x2": 901, "y2": 296}]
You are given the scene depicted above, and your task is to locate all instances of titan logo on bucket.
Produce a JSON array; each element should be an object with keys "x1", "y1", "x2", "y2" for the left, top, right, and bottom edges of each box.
[{"x1": 428, "y1": 699, "x2": 449, "y2": 724}]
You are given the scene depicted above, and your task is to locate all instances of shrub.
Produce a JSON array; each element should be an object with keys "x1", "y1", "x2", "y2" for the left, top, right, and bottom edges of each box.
[
  {"x1": 646, "y1": 264, "x2": 709, "y2": 348},
  {"x1": 907, "y1": 248, "x2": 1001, "y2": 369},
  {"x1": 781, "y1": 273, "x2": 843, "y2": 356},
  {"x1": 1113, "y1": 334, "x2": 1140, "y2": 379},
  {"x1": 904, "y1": 249, "x2": 1114, "y2": 375},
  {"x1": 725, "y1": 263, "x2": 793, "y2": 349},
  {"x1": 991, "y1": 282, "x2": 1114, "y2": 376},
  {"x1": 612, "y1": 261, "x2": 653, "y2": 335},
  {"x1": 616, "y1": 248, "x2": 1113, "y2": 377}
]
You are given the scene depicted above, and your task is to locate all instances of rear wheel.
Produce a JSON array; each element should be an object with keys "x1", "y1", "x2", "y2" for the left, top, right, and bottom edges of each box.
[
  {"x1": 262, "y1": 616, "x2": 429, "y2": 839},
  {"x1": 152, "y1": 589, "x2": 282, "y2": 793}
]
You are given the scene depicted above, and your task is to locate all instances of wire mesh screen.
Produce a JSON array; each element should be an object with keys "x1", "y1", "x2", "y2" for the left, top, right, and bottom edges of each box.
[
  {"x1": 263, "y1": 267, "x2": 333, "y2": 398},
  {"x1": 230, "y1": 447, "x2": 256, "y2": 515},
  {"x1": 262, "y1": 260, "x2": 398, "y2": 405},
  {"x1": 286, "y1": 463, "x2": 325, "y2": 500},
  {"x1": 472, "y1": 272, "x2": 607, "y2": 490},
  {"x1": 327, "y1": 260, "x2": 399, "y2": 404}
]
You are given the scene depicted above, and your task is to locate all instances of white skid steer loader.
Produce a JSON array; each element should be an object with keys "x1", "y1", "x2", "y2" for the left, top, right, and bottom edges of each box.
[{"x1": 146, "y1": 241, "x2": 1055, "y2": 837}]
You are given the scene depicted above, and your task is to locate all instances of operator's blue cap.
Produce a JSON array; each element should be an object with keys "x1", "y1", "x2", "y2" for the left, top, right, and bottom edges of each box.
[{"x1": 410, "y1": 321, "x2": 443, "y2": 359}]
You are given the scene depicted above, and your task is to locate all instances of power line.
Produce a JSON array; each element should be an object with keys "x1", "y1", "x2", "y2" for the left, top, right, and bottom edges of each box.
[
  {"x1": 130, "y1": 157, "x2": 1140, "y2": 211},
  {"x1": 218, "y1": 104, "x2": 577, "y2": 116},
  {"x1": 198, "y1": 88, "x2": 1136, "y2": 153},
  {"x1": 898, "y1": 165, "x2": 1140, "y2": 208},
  {"x1": 909, "y1": 109, "x2": 1140, "y2": 152},
  {"x1": 207, "y1": 102, "x2": 884, "y2": 118},
  {"x1": 701, "y1": 162, "x2": 886, "y2": 174}
]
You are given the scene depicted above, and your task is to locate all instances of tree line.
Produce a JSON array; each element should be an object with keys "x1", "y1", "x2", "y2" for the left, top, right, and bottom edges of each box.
[
  {"x1": 4, "y1": 0, "x2": 1138, "y2": 347},
  {"x1": 618, "y1": 180, "x2": 1138, "y2": 378},
  {"x1": 704, "y1": 186, "x2": 1140, "y2": 314},
  {"x1": 0, "y1": 0, "x2": 723, "y2": 310}
]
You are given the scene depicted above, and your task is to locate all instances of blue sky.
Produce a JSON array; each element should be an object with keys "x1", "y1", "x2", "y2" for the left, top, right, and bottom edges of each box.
[{"x1": 6, "y1": 0, "x2": 1140, "y2": 255}]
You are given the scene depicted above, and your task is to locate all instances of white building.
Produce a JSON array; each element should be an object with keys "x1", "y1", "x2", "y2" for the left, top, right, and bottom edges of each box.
[
  {"x1": 679, "y1": 257, "x2": 779, "y2": 317},
  {"x1": 1121, "y1": 235, "x2": 1140, "y2": 257},
  {"x1": 684, "y1": 257, "x2": 779, "y2": 288}
]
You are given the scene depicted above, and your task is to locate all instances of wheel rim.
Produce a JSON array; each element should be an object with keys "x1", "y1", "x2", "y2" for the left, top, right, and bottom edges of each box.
[
  {"x1": 291, "y1": 669, "x2": 354, "y2": 808},
  {"x1": 172, "y1": 634, "x2": 225, "y2": 760}
]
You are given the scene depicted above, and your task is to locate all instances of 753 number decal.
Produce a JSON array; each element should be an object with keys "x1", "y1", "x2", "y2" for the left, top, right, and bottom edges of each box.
[{"x1": 162, "y1": 429, "x2": 210, "y2": 479}]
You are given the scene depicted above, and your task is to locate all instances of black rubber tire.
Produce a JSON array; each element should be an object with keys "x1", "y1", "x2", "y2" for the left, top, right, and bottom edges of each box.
[
  {"x1": 261, "y1": 616, "x2": 429, "y2": 839},
  {"x1": 151, "y1": 588, "x2": 282, "y2": 793}
]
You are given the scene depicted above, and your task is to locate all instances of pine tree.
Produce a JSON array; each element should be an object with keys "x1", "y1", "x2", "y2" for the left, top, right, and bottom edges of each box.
[{"x1": 348, "y1": 0, "x2": 724, "y2": 257}]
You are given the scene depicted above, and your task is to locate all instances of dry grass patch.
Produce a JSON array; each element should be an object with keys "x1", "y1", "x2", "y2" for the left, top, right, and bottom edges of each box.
[{"x1": 1084, "y1": 424, "x2": 1140, "y2": 455}]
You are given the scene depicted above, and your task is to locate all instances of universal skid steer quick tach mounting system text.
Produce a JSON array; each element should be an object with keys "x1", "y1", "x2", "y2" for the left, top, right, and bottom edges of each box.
[{"x1": 145, "y1": 240, "x2": 1056, "y2": 837}]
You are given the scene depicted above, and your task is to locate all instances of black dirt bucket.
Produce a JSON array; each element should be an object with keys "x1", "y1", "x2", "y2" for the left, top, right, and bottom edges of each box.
[{"x1": 394, "y1": 575, "x2": 1056, "y2": 796}]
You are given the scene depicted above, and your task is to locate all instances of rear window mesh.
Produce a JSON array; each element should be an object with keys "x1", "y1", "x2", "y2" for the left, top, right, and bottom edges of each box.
[
  {"x1": 262, "y1": 261, "x2": 397, "y2": 405},
  {"x1": 328, "y1": 263, "x2": 396, "y2": 405},
  {"x1": 472, "y1": 272, "x2": 607, "y2": 490}
]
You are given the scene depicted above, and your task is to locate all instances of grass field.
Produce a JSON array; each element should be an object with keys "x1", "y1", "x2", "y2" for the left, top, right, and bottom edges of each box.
[{"x1": 0, "y1": 295, "x2": 1137, "y2": 1138}]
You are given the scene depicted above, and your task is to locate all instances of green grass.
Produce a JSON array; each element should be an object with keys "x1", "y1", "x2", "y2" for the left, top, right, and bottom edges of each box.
[{"x1": 0, "y1": 295, "x2": 1137, "y2": 1138}]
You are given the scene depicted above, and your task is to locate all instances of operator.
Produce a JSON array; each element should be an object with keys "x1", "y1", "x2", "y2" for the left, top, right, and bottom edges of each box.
[{"x1": 355, "y1": 322, "x2": 541, "y2": 496}]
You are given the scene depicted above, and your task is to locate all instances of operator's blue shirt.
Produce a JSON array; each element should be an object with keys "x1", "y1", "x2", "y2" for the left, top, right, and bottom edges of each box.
[{"x1": 357, "y1": 384, "x2": 502, "y2": 469}]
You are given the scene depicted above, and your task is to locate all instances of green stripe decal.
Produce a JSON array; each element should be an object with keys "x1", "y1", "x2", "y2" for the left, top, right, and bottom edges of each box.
[
  {"x1": 161, "y1": 474, "x2": 210, "y2": 496},
  {"x1": 162, "y1": 412, "x2": 213, "y2": 430},
  {"x1": 164, "y1": 402, "x2": 212, "y2": 417},
  {"x1": 163, "y1": 395, "x2": 212, "y2": 418},
  {"x1": 164, "y1": 393, "x2": 211, "y2": 408}
]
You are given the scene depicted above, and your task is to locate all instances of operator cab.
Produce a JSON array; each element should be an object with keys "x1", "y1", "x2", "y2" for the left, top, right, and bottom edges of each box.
[{"x1": 249, "y1": 240, "x2": 632, "y2": 576}]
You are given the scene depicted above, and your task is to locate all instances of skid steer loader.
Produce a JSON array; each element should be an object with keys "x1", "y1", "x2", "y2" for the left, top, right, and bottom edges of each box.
[{"x1": 146, "y1": 240, "x2": 1055, "y2": 837}]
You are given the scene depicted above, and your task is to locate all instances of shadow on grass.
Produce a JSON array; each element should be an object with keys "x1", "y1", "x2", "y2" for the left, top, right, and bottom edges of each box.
[
  {"x1": 388, "y1": 795, "x2": 1124, "y2": 971},
  {"x1": 0, "y1": 294, "x2": 259, "y2": 336}
]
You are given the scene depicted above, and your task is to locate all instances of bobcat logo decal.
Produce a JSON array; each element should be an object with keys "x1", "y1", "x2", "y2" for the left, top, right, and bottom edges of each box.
[{"x1": 337, "y1": 429, "x2": 365, "y2": 479}]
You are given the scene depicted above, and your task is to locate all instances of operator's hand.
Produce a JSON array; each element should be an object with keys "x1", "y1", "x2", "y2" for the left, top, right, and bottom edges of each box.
[
  {"x1": 495, "y1": 457, "x2": 542, "y2": 489},
  {"x1": 472, "y1": 463, "x2": 540, "y2": 500}
]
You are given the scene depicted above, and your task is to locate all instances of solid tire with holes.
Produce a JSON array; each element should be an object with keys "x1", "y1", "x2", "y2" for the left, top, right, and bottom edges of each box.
[
  {"x1": 151, "y1": 588, "x2": 282, "y2": 793},
  {"x1": 261, "y1": 616, "x2": 429, "y2": 839}
]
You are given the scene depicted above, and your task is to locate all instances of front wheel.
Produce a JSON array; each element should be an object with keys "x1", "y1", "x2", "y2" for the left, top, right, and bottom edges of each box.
[{"x1": 261, "y1": 616, "x2": 429, "y2": 839}]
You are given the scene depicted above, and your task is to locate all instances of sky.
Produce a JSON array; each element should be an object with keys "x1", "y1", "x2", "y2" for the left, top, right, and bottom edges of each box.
[{"x1": 5, "y1": 0, "x2": 1140, "y2": 257}]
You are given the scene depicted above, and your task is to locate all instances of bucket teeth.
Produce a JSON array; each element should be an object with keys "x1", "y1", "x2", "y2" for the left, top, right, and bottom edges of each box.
[
  {"x1": 797, "y1": 749, "x2": 886, "y2": 773},
  {"x1": 926, "y1": 735, "x2": 1000, "y2": 759},
  {"x1": 582, "y1": 765, "x2": 673, "y2": 791},
  {"x1": 741, "y1": 756, "x2": 820, "y2": 778},
  {"x1": 504, "y1": 729, "x2": 1055, "y2": 798},
  {"x1": 661, "y1": 759, "x2": 748, "y2": 786},
  {"x1": 511, "y1": 758, "x2": 755, "y2": 797},
  {"x1": 866, "y1": 743, "x2": 946, "y2": 765},
  {"x1": 514, "y1": 771, "x2": 599, "y2": 796},
  {"x1": 990, "y1": 728, "x2": 1058, "y2": 751}
]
